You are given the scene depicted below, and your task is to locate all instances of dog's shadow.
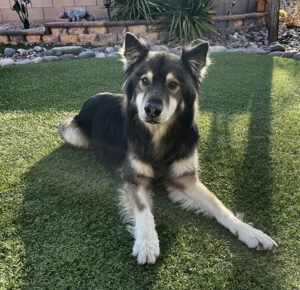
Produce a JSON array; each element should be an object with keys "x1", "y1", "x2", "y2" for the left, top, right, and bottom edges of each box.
[{"x1": 18, "y1": 145, "x2": 279, "y2": 288}]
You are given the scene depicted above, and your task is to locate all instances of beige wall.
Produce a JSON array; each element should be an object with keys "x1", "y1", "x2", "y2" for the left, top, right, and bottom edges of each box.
[{"x1": 0, "y1": 0, "x2": 107, "y2": 23}]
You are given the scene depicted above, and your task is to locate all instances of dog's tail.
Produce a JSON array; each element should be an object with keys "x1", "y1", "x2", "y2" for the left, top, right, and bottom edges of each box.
[{"x1": 59, "y1": 115, "x2": 90, "y2": 149}]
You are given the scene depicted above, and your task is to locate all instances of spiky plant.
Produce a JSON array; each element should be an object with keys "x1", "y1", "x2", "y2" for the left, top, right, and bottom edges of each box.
[
  {"x1": 112, "y1": 0, "x2": 156, "y2": 20},
  {"x1": 153, "y1": 0, "x2": 216, "y2": 44}
]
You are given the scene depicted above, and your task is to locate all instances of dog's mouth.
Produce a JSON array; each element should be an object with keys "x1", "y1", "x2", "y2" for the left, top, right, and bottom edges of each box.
[{"x1": 144, "y1": 118, "x2": 160, "y2": 125}]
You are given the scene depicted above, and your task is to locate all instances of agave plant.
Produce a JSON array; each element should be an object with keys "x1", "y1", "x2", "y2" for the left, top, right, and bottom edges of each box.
[
  {"x1": 112, "y1": 0, "x2": 157, "y2": 20},
  {"x1": 153, "y1": 0, "x2": 216, "y2": 44},
  {"x1": 12, "y1": 0, "x2": 31, "y2": 29}
]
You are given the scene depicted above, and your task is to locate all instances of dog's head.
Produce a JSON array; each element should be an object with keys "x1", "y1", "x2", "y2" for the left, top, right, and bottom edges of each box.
[{"x1": 122, "y1": 33, "x2": 209, "y2": 125}]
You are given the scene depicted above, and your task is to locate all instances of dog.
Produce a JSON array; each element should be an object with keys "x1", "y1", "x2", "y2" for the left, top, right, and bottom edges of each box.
[{"x1": 59, "y1": 33, "x2": 277, "y2": 264}]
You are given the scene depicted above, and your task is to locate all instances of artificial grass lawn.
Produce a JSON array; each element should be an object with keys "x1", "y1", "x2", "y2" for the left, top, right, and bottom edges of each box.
[{"x1": 0, "y1": 53, "x2": 299, "y2": 289}]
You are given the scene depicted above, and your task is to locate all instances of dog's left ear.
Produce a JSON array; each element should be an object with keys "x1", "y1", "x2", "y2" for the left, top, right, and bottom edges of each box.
[{"x1": 182, "y1": 42, "x2": 209, "y2": 78}]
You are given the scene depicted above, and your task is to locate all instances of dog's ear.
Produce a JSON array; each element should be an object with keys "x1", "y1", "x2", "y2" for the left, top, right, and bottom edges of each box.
[
  {"x1": 181, "y1": 42, "x2": 209, "y2": 79},
  {"x1": 123, "y1": 33, "x2": 149, "y2": 67}
]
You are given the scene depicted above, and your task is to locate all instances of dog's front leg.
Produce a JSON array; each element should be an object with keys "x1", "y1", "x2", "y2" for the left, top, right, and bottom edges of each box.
[
  {"x1": 120, "y1": 182, "x2": 159, "y2": 264},
  {"x1": 167, "y1": 175, "x2": 277, "y2": 250}
]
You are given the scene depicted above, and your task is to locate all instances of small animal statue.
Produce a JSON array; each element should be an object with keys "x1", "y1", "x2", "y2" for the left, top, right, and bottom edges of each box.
[{"x1": 59, "y1": 8, "x2": 94, "y2": 22}]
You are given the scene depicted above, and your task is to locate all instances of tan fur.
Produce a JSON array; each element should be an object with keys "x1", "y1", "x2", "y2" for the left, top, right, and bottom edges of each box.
[
  {"x1": 59, "y1": 116, "x2": 90, "y2": 148},
  {"x1": 167, "y1": 176, "x2": 278, "y2": 250},
  {"x1": 170, "y1": 150, "x2": 198, "y2": 178},
  {"x1": 130, "y1": 154, "x2": 154, "y2": 178},
  {"x1": 140, "y1": 71, "x2": 153, "y2": 83},
  {"x1": 165, "y1": 73, "x2": 180, "y2": 92}
]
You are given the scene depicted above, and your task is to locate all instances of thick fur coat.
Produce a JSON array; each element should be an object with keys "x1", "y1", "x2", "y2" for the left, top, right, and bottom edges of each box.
[{"x1": 59, "y1": 33, "x2": 277, "y2": 264}]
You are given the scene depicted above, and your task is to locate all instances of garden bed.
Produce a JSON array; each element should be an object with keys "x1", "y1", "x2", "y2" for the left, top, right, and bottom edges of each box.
[{"x1": 0, "y1": 12, "x2": 269, "y2": 46}]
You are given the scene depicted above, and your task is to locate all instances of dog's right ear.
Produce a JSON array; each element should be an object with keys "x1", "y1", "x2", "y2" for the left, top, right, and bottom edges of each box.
[{"x1": 123, "y1": 33, "x2": 149, "y2": 67}]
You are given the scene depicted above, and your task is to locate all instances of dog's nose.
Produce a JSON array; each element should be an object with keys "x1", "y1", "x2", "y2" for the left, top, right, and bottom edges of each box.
[{"x1": 144, "y1": 102, "x2": 162, "y2": 118}]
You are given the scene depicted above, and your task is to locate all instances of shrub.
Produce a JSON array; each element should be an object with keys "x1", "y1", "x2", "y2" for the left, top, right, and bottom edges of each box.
[
  {"x1": 152, "y1": 0, "x2": 216, "y2": 44},
  {"x1": 112, "y1": 0, "x2": 157, "y2": 20},
  {"x1": 280, "y1": 0, "x2": 300, "y2": 28},
  {"x1": 12, "y1": 0, "x2": 31, "y2": 29}
]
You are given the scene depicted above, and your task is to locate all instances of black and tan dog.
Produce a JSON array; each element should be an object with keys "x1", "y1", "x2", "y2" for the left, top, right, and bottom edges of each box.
[{"x1": 59, "y1": 33, "x2": 277, "y2": 264}]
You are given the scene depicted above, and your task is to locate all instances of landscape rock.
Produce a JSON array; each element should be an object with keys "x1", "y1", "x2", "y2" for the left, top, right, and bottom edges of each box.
[
  {"x1": 37, "y1": 52, "x2": 47, "y2": 57},
  {"x1": 151, "y1": 45, "x2": 169, "y2": 52},
  {"x1": 293, "y1": 53, "x2": 300, "y2": 60},
  {"x1": 95, "y1": 52, "x2": 106, "y2": 58},
  {"x1": 42, "y1": 56, "x2": 59, "y2": 62},
  {"x1": 15, "y1": 59, "x2": 31, "y2": 65},
  {"x1": 246, "y1": 48, "x2": 268, "y2": 55},
  {"x1": 226, "y1": 48, "x2": 247, "y2": 53},
  {"x1": 78, "y1": 51, "x2": 95, "y2": 58},
  {"x1": 105, "y1": 46, "x2": 115, "y2": 53},
  {"x1": 93, "y1": 47, "x2": 106, "y2": 53},
  {"x1": 268, "y1": 51, "x2": 283, "y2": 57},
  {"x1": 232, "y1": 42, "x2": 242, "y2": 48},
  {"x1": 209, "y1": 46, "x2": 227, "y2": 52},
  {"x1": 0, "y1": 58, "x2": 15, "y2": 67},
  {"x1": 281, "y1": 51, "x2": 298, "y2": 58},
  {"x1": 34, "y1": 46, "x2": 44, "y2": 52},
  {"x1": 270, "y1": 44, "x2": 285, "y2": 52},
  {"x1": 59, "y1": 54, "x2": 76, "y2": 60},
  {"x1": 51, "y1": 46, "x2": 83, "y2": 56},
  {"x1": 31, "y1": 57, "x2": 43, "y2": 63},
  {"x1": 170, "y1": 48, "x2": 182, "y2": 55},
  {"x1": 4, "y1": 48, "x2": 17, "y2": 57},
  {"x1": 107, "y1": 52, "x2": 120, "y2": 57},
  {"x1": 17, "y1": 49, "x2": 27, "y2": 55}
]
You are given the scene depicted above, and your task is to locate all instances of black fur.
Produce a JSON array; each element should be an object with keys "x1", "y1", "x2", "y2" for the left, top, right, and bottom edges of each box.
[{"x1": 71, "y1": 33, "x2": 208, "y2": 183}]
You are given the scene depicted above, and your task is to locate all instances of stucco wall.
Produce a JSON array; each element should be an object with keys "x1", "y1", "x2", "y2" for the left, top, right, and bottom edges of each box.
[
  {"x1": 0, "y1": 0, "x2": 260, "y2": 23},
  {"x1": 0, "y1": 0, "x2": 107, "y2": 23}
]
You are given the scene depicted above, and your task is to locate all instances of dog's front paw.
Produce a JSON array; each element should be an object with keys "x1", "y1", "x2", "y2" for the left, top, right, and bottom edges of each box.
[
  {"x1": 133, "y1": 237, "x2": 160, "y2": 264},
  {"x1": 236, "y1": 222, "x2": 277, "y2": 250}
]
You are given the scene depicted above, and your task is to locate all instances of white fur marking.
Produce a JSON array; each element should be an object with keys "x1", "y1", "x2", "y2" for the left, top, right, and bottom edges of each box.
[
  {"x1": 60, "y1": 116, "x2": 89, "y2": 148},
  {"x1": 133, "y1": 209, "x2": 160, "y2": 264},
  {"x1": 136, "y1": 92, "x2": 147, "y2": 122}
]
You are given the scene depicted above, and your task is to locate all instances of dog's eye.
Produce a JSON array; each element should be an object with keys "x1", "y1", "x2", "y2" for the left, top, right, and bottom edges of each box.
[
  {"x1": 168, "y1": 81, "x2": 178, "y2": 90},
  {"x1": 142, "y1": 77, "x2": 150, "y2": 86}
]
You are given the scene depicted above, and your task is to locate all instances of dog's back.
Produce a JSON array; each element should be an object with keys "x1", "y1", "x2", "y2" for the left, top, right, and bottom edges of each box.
[{"x1": 59, "y1": 93, "x2": 128, "y2": 171}]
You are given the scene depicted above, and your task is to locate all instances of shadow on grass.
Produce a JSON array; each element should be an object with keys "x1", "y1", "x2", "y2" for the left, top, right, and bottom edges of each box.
[
  {"x1": 199, "y1": 53, "x2": 280, "y2": 285},
  {"x1": 16, "y1": 54, "x2": 283, "y2": 288},
  {"x1": 17, "y1": 145, "x2": 158, "y2": 288}
]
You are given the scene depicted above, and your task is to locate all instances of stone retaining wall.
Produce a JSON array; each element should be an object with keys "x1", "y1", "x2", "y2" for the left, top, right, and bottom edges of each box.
[{"x1": 0, "y1": 13, "x2": 269, "y2": 46}]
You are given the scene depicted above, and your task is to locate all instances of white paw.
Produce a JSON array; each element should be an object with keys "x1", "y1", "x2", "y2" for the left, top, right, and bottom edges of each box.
[
  {"x1": 133, "y1": 237, "x2": 160, "y2": 264},
  {"x1": 236, "y1": 222, "x2": 278, "y2": 250}
]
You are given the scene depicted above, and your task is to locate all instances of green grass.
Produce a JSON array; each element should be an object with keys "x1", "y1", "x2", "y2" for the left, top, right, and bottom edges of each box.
[{"x1": 0, "y1": 54, "x2": 299, "y2": 289}]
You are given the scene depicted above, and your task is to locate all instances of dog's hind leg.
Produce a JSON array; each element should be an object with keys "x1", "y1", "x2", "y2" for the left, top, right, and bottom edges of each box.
[
  {"x1": 59, "y1": 115, "x2": 90, "y2": 149},
  {"x1": 166, "y1": 174, "x2": 277, "y2": 250}
]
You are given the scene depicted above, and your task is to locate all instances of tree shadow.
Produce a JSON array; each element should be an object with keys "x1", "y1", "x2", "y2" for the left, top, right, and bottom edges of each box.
[{"x1": 198, "y1": 53, "x2": 282, "y2": 286}]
